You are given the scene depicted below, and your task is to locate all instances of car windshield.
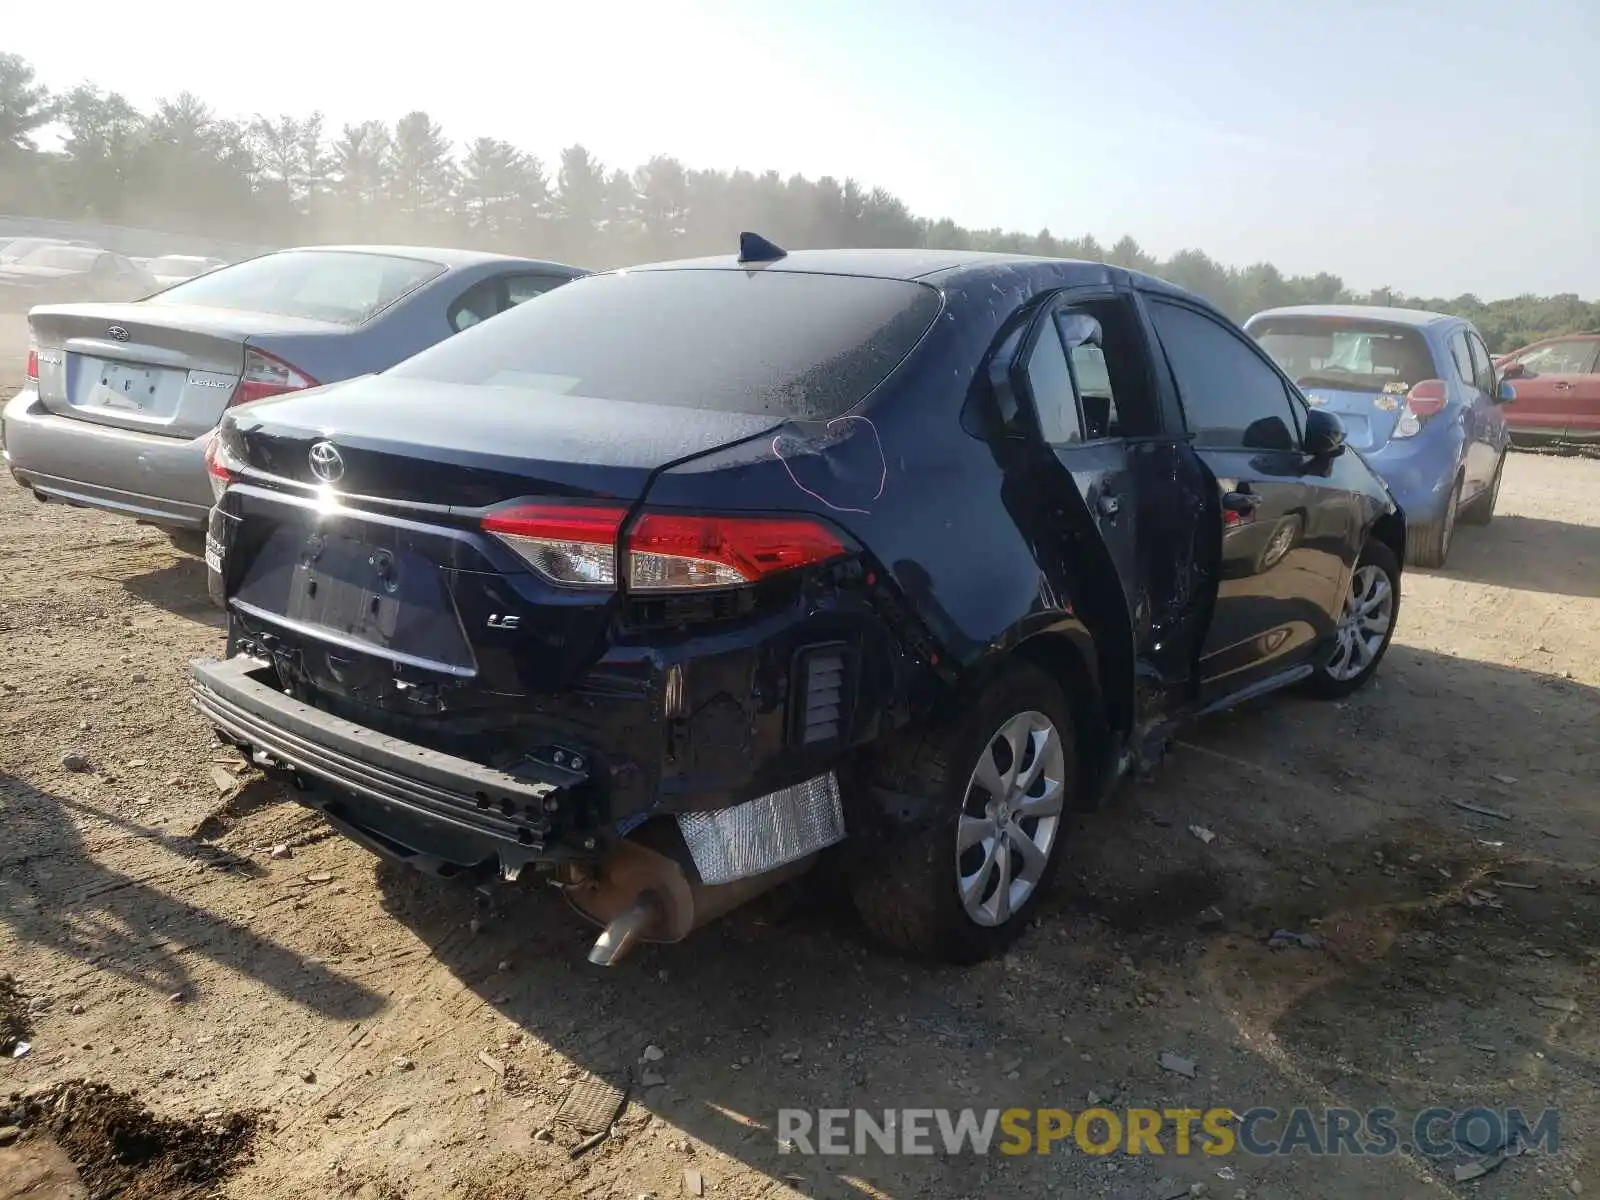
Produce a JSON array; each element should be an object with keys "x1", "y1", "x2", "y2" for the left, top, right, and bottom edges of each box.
[
  {"x1": 388, "y1": 267, "x2": 943, "y2": 419},
  {"x1": 146, "y1": 249, "x2": 444, "y2": 324},
  {"x1": 1251, "y1": 317, "x2": 1436, "y2": 394}
]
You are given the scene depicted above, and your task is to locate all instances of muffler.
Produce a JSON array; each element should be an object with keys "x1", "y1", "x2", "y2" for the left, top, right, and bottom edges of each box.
[{"x1": 567, "y1": 837, "x2": 816, "y2": 967}]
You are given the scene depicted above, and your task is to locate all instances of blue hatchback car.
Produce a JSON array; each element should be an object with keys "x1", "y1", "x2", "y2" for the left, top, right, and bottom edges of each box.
[{"x1": 1245, "y1": 305, "x2": 1512, "y2": 567}]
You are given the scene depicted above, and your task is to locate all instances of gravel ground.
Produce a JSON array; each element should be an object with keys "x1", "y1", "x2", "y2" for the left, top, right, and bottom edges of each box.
[{"x1": 2, "y1": 357, "x2": 1599, "y2": 1199}]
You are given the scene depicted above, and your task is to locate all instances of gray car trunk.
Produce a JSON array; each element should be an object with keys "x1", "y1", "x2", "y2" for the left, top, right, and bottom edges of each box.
[{"x1": 29, "y1": 303, "x2": 348, "y2": 440}]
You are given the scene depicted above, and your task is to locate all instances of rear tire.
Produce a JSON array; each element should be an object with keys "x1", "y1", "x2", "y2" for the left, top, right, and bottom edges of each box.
[
  {"x1": 1459, "y1": 455, "x2": 1504, "y2": 526},
  {"x1": 851, "y1": 663, "x2": 1075, "y2": 963},
  {"x1": 1406, "y1": 476, "x2": 1460, "y2": 568},
  {"x1": 1305, "y1": 538, "x2": 1401, "y2": 700}
]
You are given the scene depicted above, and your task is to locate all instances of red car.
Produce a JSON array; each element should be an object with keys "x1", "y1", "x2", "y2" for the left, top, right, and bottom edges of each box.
[{"x1": 1495, "y1": 332, "x2": 1600, "y2": 442}]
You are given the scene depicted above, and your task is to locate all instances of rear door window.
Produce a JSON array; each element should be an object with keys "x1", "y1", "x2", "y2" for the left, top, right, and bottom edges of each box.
[
  {"x1": 1020, "y1": 319, "x2": 1083, "y2": 445},
  {"x1": 147, "y1": 249, "x2": 445, "y2": 324},
  {"x1": 390, "y1": 268, "x2": 943, "y2": 419}
]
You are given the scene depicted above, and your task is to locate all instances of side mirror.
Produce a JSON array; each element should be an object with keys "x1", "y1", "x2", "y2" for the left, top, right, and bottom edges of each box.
[
  {"x1": 1304, "y1": 408, "x2": 1346, "y2": 458},
  {"x1": 1498, "y1": 360, "x2": 1527, "y2": 381},
  {"x1": 1497, "y1": 380, "x2": 1517, "y2": 404}
]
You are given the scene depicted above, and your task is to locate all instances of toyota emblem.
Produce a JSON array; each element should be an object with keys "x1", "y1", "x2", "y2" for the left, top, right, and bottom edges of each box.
[
  {"x1": 308, "y1": 440, "x2": 345, "y2": 483},
  {"x1": 107, "y1": 325, "x2": 130, "y2": 342}
]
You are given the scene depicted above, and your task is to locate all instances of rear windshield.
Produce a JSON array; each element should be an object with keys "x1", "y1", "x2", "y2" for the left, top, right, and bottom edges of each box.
[
  {"x1": 387, "y1": 267, "x2": 943, "y2": 419},
  {"x1": 146, "y1": 249, "x2": 444, "y2": 324},
  {"x1": 1251, "y1": 317, "x2": 1435, "y2": 394}
]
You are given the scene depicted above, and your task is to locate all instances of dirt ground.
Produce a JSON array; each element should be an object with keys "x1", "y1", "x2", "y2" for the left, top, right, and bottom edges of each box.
[{"x1": 2, "y1": 359, "x2": 1599, "y2": 1198}]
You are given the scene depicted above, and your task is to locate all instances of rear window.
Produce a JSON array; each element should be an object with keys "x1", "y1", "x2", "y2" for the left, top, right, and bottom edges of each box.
[
  {"x1": 1251, "y1": 317, "x2": 1436, "y2": 394},
  {"x1": 146, "y1": 249, "x2": 444, "y2": 324},
  {"x1": 387, "y1": 268, "x2": 943, "y2": 419}
]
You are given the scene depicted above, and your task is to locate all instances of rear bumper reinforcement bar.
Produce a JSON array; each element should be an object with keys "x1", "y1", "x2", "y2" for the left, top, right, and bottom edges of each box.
[{"x1": 189, "y1": 655, "x2": 593, "y2": 864}]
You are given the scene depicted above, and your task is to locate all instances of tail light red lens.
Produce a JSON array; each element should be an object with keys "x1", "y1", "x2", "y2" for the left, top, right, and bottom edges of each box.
[
  {"x1": 204, "y1": 433, "x2": 242, "y2": 502},
  {"x1": 482, "y1": 504, "x2": 627, "y2": 588},
  {"x1": 1393, "y1": 379, "x2": 1447, "y2": 439},
  {"x1": 25, "y1": 348, "x2": 39, "y2": 381},
  {"x1": 481, "y1": 504, "x2": 849, "y2": 590},
  {"x1": 1406, "y1": 379, "x2": 1448, "y2": 418},
  {"x1": 627, "y1": 512, "x2": 848, "y2": 591},
  {"x1": 230, "y1": 347, "x2": 317, "y2": 408}
]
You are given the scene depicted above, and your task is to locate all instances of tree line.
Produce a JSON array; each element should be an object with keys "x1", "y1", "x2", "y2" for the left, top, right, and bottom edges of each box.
[{"x1": 0, "y1": 52, "x2": 1593, "y2": 353}]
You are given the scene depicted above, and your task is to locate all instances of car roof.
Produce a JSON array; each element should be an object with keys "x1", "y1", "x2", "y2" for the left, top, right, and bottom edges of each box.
[
  {"x1": 275, "y1": 244, "x2": 583, "y2": 272},
  {"x1": 622, "y1": 246, "x2": 1217, "y2": 306},
  {"x1": 1248, "y1": 304, "x2": 1458, "y2": 329}
]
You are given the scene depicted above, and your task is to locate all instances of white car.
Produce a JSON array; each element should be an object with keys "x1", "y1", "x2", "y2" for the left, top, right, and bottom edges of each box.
[{"x1": 146, "y1": 255, "x2": 229, "y2": 289}]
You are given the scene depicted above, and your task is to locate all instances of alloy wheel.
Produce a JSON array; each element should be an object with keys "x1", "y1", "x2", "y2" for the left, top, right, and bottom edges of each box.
[
  {"x1": 956, "y1": 710, "x2": 1066, "y2": 927},
  {"x1": 1326, "y1": 564, "x2": 1394, "y2": 682}
]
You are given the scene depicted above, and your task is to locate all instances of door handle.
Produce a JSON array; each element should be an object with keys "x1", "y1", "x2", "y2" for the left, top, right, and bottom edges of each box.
[
  {"x1": 1554, "y1": 381, "x2": 1573, "y2": 391},
  {"x1": 1222, "y1": 490, "x2": 1262, "y2": 513}
]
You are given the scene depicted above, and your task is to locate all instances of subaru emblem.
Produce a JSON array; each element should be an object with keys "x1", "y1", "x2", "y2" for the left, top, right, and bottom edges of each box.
[
  {"x1": 308, "y1": 440, "x2": 344, "y2": 483},
  {"x1": 107, "y1": 325, "x2": 130, "y2": 342}
]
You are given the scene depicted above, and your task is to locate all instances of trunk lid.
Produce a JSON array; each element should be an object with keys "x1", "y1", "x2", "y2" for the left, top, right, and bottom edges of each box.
[
  {"x1": 1300, "y1": 386, "x2": 1407, "y2": 452},
  {"x1": 217, "y1": 375, "x2": 786, "y2": 699},
  {"x1": 28, "y1": 303, "x2": 345, "y2": 439},
  {"x1": 227, "y1": 374, "x2": 785, "y2": 506}
]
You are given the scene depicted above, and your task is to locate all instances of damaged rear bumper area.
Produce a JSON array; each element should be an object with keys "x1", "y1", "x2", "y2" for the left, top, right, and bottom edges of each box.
[
  {"x1": 191, "y1": 655, "x2": 590, "y2": 876},
  {"x1": 189, "y1": 654, "x2": 853, "y2": 964}
]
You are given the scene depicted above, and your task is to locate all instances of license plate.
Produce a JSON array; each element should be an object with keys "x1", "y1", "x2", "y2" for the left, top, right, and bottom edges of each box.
[{"x1": 90, "y1": 362, "x2": 162, "y2": 411}]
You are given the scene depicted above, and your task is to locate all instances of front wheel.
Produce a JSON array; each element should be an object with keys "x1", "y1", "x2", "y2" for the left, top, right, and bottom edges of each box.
[
  {"x1": 1305, "y1": 539, "x2": 1401, "y2": 699},
  {"x1": 851, "y1": 663, "x2": 1076, "y2": 963}
]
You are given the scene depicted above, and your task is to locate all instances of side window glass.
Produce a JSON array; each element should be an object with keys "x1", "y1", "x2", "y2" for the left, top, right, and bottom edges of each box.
[
  {"x1": 1467, "y1": 333, "x2": 1495, "y2": 393},
  {"x1": 1146, "y1": 300, "x2": 1298, "y2": 451},
  {"x1": 1449, "y1": 332, "x2": 1475, "y2": 385},
  {"x1": 1021, "y1": 319, "x2": 1082, "y2": 446},
  {"x1": 1518, "y1": 340, "x2": 1592, "y2": 375},
  {"x1": 504, "y1": 274, "x2": 558, "y2": 309},
  {"x1": 449, "y1": 278, "x2": 502, "y2": 332}
]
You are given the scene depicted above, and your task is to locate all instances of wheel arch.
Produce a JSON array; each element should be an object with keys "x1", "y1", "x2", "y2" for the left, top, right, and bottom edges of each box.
[
  {"x1": 975, "y1": 621, "x2": 1118, "y2": 804},
  {"x1": 1370, "y1": 506, "x2": 1406, "y2": 570}
]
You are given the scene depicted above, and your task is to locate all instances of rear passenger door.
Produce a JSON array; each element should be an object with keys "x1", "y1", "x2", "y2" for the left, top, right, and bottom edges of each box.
[
  {"x1": 1006, "y1": 287, "x2": 1213, "y2": 716},
  {"x1": 1142, "y1": 296, "x2": 1355, "y2": 701}
]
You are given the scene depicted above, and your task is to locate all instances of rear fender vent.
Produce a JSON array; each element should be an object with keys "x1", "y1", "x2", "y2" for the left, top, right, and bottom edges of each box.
[{"x1": 791, "y1": 641, "x2": 854, "y2": 747}]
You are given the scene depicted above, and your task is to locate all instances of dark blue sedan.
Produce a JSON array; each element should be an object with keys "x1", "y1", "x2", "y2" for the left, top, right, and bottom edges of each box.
[
  {"x1": 1246, "y1": 305, "x2": 1512, "y2": 567},
  {"x1": 191, "y1": 241, "x2": 1408, "y2": 966}
]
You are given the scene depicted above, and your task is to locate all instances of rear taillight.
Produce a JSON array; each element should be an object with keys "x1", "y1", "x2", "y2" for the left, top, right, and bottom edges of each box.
[
  {"x1": 204, "y1": 432, "x2": 243, "y2": 502},
  {"x1": 1393, "y1": 379, "x2": 1447, "y2": 439},
  {"x1": 230, "y1": 348, "x2": 317, "y2": 407},
  {"x1": 25, "y1": 336, "x2": 38, "y2": 382},
  {"x1": 481, "y1": 504, "x2": 849, "y2": 590}
]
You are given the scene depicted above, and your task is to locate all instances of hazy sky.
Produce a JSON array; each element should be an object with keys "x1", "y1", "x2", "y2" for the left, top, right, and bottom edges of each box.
[{"x1": 13, "y1": 0, "x2": 1598, "y2": 298}]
